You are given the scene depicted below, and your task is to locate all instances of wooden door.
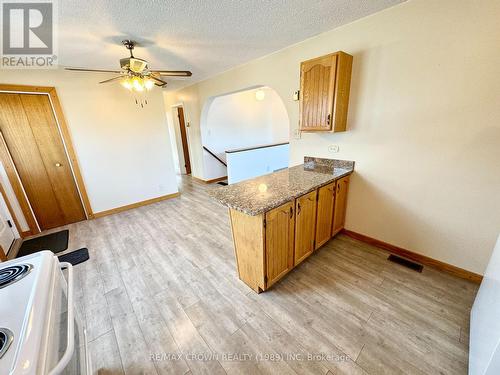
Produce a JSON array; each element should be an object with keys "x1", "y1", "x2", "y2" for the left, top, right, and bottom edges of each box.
[
  {"x1": 299, "y1": 54, "x2": 337, "y2": 131},
  {"x1": 332, "y1": 176, "x2": 350, "y2": 235},
  {"x1": 0, "y1": 93, "x2": 86, "y2": 230},
  {"x1": 177, "y1": 107, "x2": 191, "y2": 175},
  {"x1": 294, "y1": 190, "x2": 317, "y2": 265},
  {"x1": 265, "y1": 201, "x2": 294, "y2": 288},
  {"x1": 315, "y1": 182, "x2": 335, "y2": 249}
]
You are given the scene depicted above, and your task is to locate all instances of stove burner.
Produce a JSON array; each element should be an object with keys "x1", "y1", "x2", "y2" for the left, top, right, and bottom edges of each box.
[
  {"x1": 0, "y1": 328, "x2": 13, "y2": 359},
  {"x1": 0, "y1": 264, "x2": 33, "y2": 289}
]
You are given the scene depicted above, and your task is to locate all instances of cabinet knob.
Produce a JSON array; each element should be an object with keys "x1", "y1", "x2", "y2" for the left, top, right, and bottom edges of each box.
[
  {"x1": 289, "y1": 206, "x2": 293, "y2": 218},
  {"x1": 55, "y1": 163, "x2": 62, "y2": 167},
  {"x1": 327, "y1": 114, "x2": 331, "y2": 125},
  {"x1": 297, "y1": 202, "x2": 301, "y2": 215}
]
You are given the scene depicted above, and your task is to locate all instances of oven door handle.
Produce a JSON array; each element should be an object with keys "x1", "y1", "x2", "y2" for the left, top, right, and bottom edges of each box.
[{"x1": 48, "y1": 261, "x2": 75, "y2": 375}]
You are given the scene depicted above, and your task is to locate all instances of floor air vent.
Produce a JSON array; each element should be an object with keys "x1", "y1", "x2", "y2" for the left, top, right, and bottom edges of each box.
[
  {"x1": 388, "y1": 254, "x2": 423, "y2": 273},
  {"x1": 217, "y1": 181, "x2": 228, "y2": 186}
]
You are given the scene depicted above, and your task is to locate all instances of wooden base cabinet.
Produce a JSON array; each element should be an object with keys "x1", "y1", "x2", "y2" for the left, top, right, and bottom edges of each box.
[
  {"x1": 332, "y1": 175, "x2": 349, "y2": 236},
  {"x1": 315, "y1": 182, "x2": 335, "y2": 249},
  {"x1": 294, "y1": 190, "x2": 317, "y2": 265},
  {"x1": 265, "y1": 201, "x2": 295, "y2": 288},
  {"x1": 229, "y1": 208, "x2": 265, "y2": 293},
  {"x1": 229, "y1": 176, "x2": 350, "y2": 293}
]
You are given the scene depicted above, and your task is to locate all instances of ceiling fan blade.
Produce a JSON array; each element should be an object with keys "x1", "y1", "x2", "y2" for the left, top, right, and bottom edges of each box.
[
  {"x1": 99, "y1": 76, "x2": 124, "y2": 84},
  {"x1": 150, "y1": 75, "x2": 168, "y2": 87},
  {"x1": 65, "y1": 67, "x2": 122, "y2": 73},
  {"x1": 153, "y1": 70, "x2": 192, "y2": 77}
]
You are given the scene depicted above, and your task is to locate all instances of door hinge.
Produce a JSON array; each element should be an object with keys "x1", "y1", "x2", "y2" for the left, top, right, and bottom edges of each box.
[
  {"x1": 264, "y1": 275, "x2": 268, "y2": 284},
  {"x1": 7, "y1": 219, "x2": 12, "y2": 228}
]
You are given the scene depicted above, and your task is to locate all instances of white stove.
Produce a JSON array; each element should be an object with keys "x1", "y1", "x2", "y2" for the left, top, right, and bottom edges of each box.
[{"x1": 0, "y1": 251, "x2": 91, "y2": 375}]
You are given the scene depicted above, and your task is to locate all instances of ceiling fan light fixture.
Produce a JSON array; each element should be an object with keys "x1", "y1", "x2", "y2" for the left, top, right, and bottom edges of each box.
[
  {"x1": 144, "y1": 78, "x2": 155, "y2": 90},
  {"x1": 121, "y1": 77, "x2": 133, "y2": 90},
  {"x1": 132, "y1": 76, "x2": 145, "y2": 92},
  {"x1": 64, "y1": 39, "x2": 191, "y2": 99}
]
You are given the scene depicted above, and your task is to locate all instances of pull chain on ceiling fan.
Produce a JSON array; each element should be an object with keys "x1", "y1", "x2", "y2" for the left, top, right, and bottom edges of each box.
[{"x1": 65, "y1": 40, "x2": 192, "y2": 106}]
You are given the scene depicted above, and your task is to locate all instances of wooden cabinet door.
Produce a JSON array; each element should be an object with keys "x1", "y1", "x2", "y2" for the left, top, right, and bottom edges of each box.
[
  {"x1": 294, "y1": 190, "x2": 317, "y2": 265},
  {"x1": 315, "y1": 182, "x2": 335, "y2": 249},
  {"x1": 265, "y1": 201, "x2": 295, "y2": 288},
  {"x1": 299, "y1": 54, "x2": 337, "y2": 131},
  {"x1": 332, "y1": 176, "x2": 350, "y2": 235}
]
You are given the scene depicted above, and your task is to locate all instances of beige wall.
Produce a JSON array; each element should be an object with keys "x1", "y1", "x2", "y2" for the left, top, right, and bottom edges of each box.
[
  {"x1": 0, "y1": 70, "x2": 178, "y2": 216},
  {"x1": 164, "y1": 0, "x2": 500, "y2": 274}
]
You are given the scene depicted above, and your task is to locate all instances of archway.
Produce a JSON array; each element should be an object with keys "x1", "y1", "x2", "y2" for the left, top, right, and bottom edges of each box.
[{"x1": 200, "y1": 86, "x2": 290, "y2": 183}]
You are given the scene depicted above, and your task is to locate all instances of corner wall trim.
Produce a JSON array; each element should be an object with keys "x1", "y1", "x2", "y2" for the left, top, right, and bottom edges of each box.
[
  {"x1": 93, "y1": 192, "x2": 180, "y2": 218},
  {"x1": 20, "y1": 231, "x2": 32, "y2": 238},
  {"x1": 341, "y1": 229, "x2": 483, "y2": 284},
  {"x1": 0, "y1": 244, "x2": 6, "y2": 262},
  {"x1": 192, "y1": 175, "x2": 227, "y2": 184}
]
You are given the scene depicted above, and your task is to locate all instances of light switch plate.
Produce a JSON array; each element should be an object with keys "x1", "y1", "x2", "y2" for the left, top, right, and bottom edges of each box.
[{"x1": 293, "y1": 90, "x2": 300, "y2": 101}]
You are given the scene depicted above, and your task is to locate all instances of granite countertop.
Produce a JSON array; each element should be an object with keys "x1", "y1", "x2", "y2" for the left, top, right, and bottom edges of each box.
[{"x1": 209, "y1": 157, "x2": 354, "y2": 216}]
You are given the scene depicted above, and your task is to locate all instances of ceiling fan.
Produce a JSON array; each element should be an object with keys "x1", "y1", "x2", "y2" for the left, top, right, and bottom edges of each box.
[{"x1": 65, "y1": 40, "x2": 192, "y2": 91}]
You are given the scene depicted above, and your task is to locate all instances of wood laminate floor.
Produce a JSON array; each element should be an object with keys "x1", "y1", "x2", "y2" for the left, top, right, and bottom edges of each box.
[{"x1": 62, "y1": 175, "x2": 477, "y2": 375}]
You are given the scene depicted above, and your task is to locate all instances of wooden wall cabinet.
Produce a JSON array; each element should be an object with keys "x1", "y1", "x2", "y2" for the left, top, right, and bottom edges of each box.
[
  {"x1": 229, "y1": 176, "x2": 350, "y2": 292},
  {"x1": 299, "y1": 51, "x2": 353, "y2": 132}
]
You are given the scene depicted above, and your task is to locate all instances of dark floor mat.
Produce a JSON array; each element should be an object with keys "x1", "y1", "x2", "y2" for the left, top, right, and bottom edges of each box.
[
  {"x1": 58, "y1": 248, "x2": 89, "y2": 266},
  {"x1": 17, "y1": 230, "x2": 69, "y2": 258}
]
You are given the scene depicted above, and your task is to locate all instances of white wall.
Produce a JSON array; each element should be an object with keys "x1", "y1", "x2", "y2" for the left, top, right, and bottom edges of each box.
[
  {"x1": 203, "y1": 87, "x2": 288, "y2": 152},
  {"x1": 164, "y1": 0, "x2": 500, "y2": 275},
  {"x1": 226, "y1": 143, "x2": 289, "y2": 184},
  {"x1": 0, "y1": 69, "x2": 178, "y2": 215}
]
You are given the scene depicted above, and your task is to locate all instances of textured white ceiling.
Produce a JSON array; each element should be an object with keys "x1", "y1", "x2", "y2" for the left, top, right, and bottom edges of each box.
[{"x1": 59, "y1": 0, "x2": 405, "y2": 90}]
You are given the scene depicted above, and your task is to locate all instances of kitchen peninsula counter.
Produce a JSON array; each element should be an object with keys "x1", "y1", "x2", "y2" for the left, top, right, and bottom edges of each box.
[
  {"x1": 209, "y1": 157, "x2": 354, "y2": 216},
  {"x1": 209, "y1": 157, "x2": 354, "y2": 292}
]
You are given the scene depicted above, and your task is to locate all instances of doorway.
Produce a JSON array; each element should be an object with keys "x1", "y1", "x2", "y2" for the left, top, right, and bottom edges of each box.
[
  {"x1": 0, "y1": 87, "x2": 90, "y2": 234},
  {"x1": 176, "y1": 107, "x2": 191, "y2": 175}
]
